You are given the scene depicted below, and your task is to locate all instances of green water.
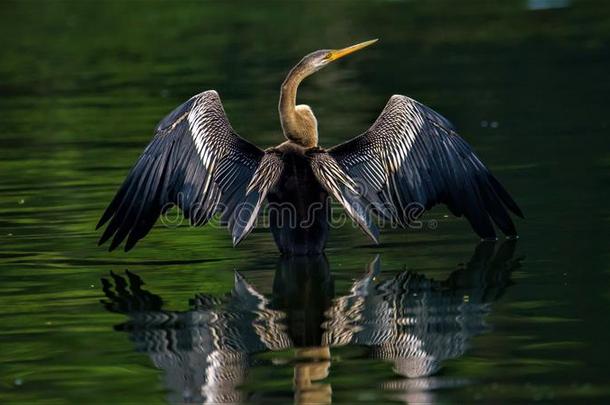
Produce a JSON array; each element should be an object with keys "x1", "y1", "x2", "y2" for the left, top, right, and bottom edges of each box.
[{"x1": 1, "y1": 1, "x2": 610, "y2": 403}]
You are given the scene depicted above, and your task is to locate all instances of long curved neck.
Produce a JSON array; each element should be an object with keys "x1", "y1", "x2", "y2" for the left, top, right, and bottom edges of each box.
[{"x1": 279, "y1": 63, "x2": 318, "y2": 148}]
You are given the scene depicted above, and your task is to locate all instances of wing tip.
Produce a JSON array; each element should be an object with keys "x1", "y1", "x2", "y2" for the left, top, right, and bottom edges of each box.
[
  {"x1": 97, "y1": 231, "x2": 112, "y2": 248},
  {"x1": 231, "y1": 218, "x2": 253, "y2": 247},
  {"x1": 513, "y1": 206, "x2": 525, "y2": 219},
  {"x1": 488, "y1": 174, "x2": 524, "y2": 219},
  {"x1": 108, "y1": 235, "x2": 124, "y2": 252},
  {"x1": 97, "y1": 226, "x2": 140, "y2": 252},
  {"x1": 232, "y1": 234, "x2": 243, "y2": 247},
  {"x1": 232, "y1": 222, "x2": 255, "y2": 247},
  {"x1": 366, "y1": 254, "x2": 381, "y2": 276},
  {"x1": 96, "y1": 211, "x2": 112, "y2": 230},
  {"x1": 367, "y1": 227, "x2": 380, "y2": 245}
]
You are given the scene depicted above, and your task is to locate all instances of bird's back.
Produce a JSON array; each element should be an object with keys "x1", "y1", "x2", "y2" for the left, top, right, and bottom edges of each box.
[{"x1": 267, "y1": 142, "x2": 330, "y2": 255}]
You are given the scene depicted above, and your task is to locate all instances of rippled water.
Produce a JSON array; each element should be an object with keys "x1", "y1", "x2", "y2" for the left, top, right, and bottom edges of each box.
[{"x1": 1, "y1": 1, "x2": 610, "y2": 403}]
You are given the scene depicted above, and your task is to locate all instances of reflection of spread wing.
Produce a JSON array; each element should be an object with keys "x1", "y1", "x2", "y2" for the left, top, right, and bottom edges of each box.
[
  {"x1": 325, "y1": 241, "x2": 518, "y2": 379},
  {"x1": 231, "y1": 272, "x2": 293, "y2": 352},
  {"x1": 102, "y1": 242, "x2": 519, "y2": 402},
  {"x1": 137, "y1": 317, "x2": 249, "y2": 405},
  {"x1": 101, "y1": 270, "x2": 290, "y2": 404},
  {"x1": 323, "y1": 256, "x2": 379, "y2": 346},
  {"x1": 354, "y1": 270, "x2": 488, "y2": 378}
]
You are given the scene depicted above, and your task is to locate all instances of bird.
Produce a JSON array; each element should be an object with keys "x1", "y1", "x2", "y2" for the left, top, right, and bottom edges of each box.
[{"x1": 96, "y1": 39, "x2": 523, "y2": 254}]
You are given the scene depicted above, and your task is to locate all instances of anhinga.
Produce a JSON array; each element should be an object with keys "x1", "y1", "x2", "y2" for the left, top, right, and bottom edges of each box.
[{"x1": 97, "y1": 39, "x2": 523, "y2": 254}]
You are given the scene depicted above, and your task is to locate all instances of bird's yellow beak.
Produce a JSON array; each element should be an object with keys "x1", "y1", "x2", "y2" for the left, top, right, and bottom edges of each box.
[{"x1": 326, "y1": 39, "x2": 378, "y2": 62}]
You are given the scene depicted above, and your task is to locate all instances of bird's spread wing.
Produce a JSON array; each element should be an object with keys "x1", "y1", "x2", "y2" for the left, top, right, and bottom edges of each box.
[
  {"x1": 329, "y1": 95, "x2": 523, "y2": 239},
  {"x1": 97, "y1": 90, "x2": 268, "y2": 251}
]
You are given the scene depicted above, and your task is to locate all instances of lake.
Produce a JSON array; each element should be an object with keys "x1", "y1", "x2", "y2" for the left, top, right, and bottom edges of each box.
[{"x1": 1, "y1": 1, "x2": 609, "y2": 403}]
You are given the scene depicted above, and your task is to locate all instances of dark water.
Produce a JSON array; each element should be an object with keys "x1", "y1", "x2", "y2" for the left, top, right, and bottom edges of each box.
[{"x1": 1, "y1": 1, "x2": 610, "y2": 403}]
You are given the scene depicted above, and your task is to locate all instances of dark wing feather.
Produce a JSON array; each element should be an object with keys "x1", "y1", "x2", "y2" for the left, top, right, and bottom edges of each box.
[
  {"x1": 97, "y1": 90, "x2": 264, "y2": 251},
  {"x1": 309, "y1": 151, "x2": 379, "y2": 243},
  {"x1": 329, "y1": 95, "x2": 523, "y2": 239},
  {"x1": 231, "y1": 151, "x2": 284, "y2": 246}
]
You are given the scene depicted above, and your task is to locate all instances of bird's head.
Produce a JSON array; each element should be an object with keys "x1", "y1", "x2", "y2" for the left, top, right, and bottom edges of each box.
[{"x1": 297, "y1": 38, "x2": 378, "y2": 74}]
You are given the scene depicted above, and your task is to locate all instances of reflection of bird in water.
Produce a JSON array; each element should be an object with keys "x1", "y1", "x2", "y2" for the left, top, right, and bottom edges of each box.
[
  {"x1": 96, "y1": 39, "x2": 522, "y2": 254},
  {"x1": 101, "y1": 241, "x2": 520, "y2": 403},
  {"x1": 326, "y1": 242, "x2": 517, "y2": 380},
  {"x1": 101, "y1": 270, "x2": 273, "y2": 404}
]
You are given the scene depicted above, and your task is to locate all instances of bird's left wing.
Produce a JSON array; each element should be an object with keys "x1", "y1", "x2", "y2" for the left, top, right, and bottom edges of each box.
[
  {"x1": 97, "y1": 90, "x2": 271, "y2": 251},
  {"x1": 329, "y1": 95, "x2": 523, "y2": 240}
]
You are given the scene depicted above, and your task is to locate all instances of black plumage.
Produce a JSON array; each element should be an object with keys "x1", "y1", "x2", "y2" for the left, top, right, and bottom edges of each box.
[
  {"x1": 97, "y1": 91, "x2": 277, "y2": 251},
  {"x1": 266, "y1": 145, "x2": 331, "y2": 255},
  {"x1": 328, "y1": 95, "x2": 523, "y2": 240}
]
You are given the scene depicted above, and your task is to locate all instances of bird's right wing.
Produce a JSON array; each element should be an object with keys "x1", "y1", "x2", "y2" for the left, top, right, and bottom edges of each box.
[
  {"x1": 329, "y1": 95, "x2": 523, "y2": 239},
  {"x1": 97, "y1": 90, "x2": 268, "y2": 251}
]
